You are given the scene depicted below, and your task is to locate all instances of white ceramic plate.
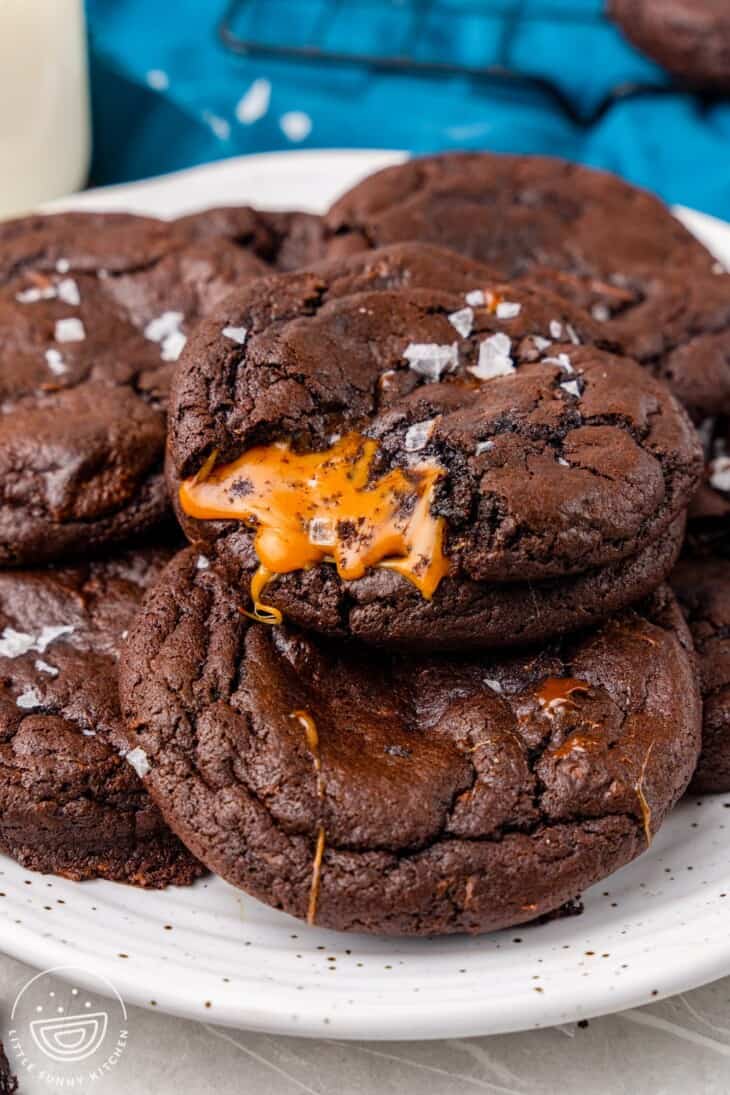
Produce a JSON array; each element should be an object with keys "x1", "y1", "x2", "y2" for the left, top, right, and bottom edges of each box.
[{"x1": 1, "y1": 150, "x2": 729, "y2": 1041}]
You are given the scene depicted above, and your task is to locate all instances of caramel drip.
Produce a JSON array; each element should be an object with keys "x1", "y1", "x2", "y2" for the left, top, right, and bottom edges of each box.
[
  {"x1": 635, "y1": 742, "x2": 655, "y2": 847},
  {"x1": 193, "y1": 447, "x2": 219, "y2": 485},
  {"x1": 179, "y1": 433, "x2": 449, "y2": 620},
  {"x1": 307, "y1": 827, "x2": 326, "y2": 927},
  {"x1": 292, "y1": 709, "x2": 321, "y2": 780},
  {"x1": 243, "y1": 566, "x2": 283, "y2": 625},
  {"x1": 535, "y1": 677, "x2": 591, "y2": 714},
  {"x1": 292, "y1": 709, "x2": 326, "y2": 925}
]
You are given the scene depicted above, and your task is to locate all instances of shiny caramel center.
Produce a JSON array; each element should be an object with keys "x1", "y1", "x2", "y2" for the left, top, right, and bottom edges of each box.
[
  {"x1": 535, "y1": 677, "x2": 591, "y2": 713},
  {"x1": 179, "y1": 433, "x2": 449, "y2": 613}
]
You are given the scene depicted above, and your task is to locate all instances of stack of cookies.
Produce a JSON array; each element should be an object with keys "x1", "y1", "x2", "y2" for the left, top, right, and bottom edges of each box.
[{"x1": 1, "y1": 152, "x2": 727, "y2": 937}]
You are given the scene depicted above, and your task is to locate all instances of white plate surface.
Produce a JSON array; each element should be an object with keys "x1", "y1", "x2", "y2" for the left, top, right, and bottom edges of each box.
[{"x1": 1, "y1": 150, "x2": 729, "y2": 1041}]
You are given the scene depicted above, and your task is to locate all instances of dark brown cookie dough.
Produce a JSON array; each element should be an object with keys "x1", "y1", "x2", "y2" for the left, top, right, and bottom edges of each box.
[
  {"x1": 0, "y1": 211, "x2": 265, "y2": 566},
  {"x1": 325, "y1": 153, "x2": 729, "y2": 419},
  {"x1": 174, "y1": 206, "x2": 327, "y2": 272},
  {"x1": 671, "y1": 536, "x2": 730, "y2": 793},
  {"x1": 168, "y1": 243, "x2": 702, "y2": 649},
  {"x1": 689, "y1": 418, "x2": 730, "y2": 529},
  {"x1": 119, "y1": 549, "x2": 701, "y2": 936},
  {"x1": 0, "y1": 543, "x2": 203, "y2": 886},
  {"x1": 610, "y1": 0, "x2": 730, "y2": 91}
]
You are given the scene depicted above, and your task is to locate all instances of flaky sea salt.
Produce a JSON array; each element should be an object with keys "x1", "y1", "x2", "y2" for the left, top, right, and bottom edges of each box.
[
  {"x1": 34, "y1": 658, "x2": 59, "y2": 677},
  {"x1": 533, "y1": 335, "x2": 552, "y2": 352},
  {"x1": 144, "y1": 311, "x2": 186, "y2": 361},
  {"x1": 161, "y1": 330, "x2": 186, "y2": 361},
  {"x1": 591, "y1": 303, "x2": 610, "y2": 322},
  {"x1": 465, "y1": 289, "x2": 485, "y2": 307},
  {"x1": 16, "y1": 687, "x2": 42, "y2": 709},
  {"x1": 222, "y1": 325, "x2": 247, "y2": 345},
  {"x1": 565, "y1": 323, "x2": 580, "y2": 345},
  {"x1": 404, "y1": 419, "x2": 436, "y2": 452},
  {"x1": 543, "y1": 353, "x2": 574, "y2": 374},
  {"x1": 475, "y1": 440, "x2": 495, "y2": 455},
  {"x1": 448, "y1": 307, "x2": 473, "y2": 338},
  {"x1": 196, "y1": 555, "x2": 210, "y2": 570},
  {"x1": 45, "y1": 348, "x2": 66, "y2": 375},
  {"x1": 16, "y1": 286, "x2": 56, "y2": 303},
  {"x1": 308, "y1": 516, "x2": 337, "y2": 547},
  {"x1": 36, "y1": 625, "x2": 74, "y2": 652},
  {"x1": 55, "y1": 317, "x2": 85, "y2": 342},
  {"x1": 0, "y1": 624, "x2": 72, "y2": 658},
  {"x1": 560, "y1": 379, "x2": 582, "y2": 398},
  {"x1": 56, "y1": 258, "x2": 70, "y2": 274},
  {"x1": 126, "y1": 747, "x2": 151, "y2": 778},
  {"x1": 145, "y1": 311, "x2": 183, "y2": 343},
  {"x1": 403, "y1": 342, "x2": 459, "y2": 382},
  {"x1": 496, "y1": 301, "x2": 521, "y2": 319},
  {"x1": 56, "y1": 278, "x2": 80, "y2": 306},
  {"x1": 469, "y1": 333, "x2": 514, "y2": 381},
  {"x1": 549, "y1": 320, "x2": 563, "y2": 340},
  {"x1": 484, "y1": 678, "x2": 503, "y2": 694},
  {"x1": 709, "y1": 456, "x2": 730, "y2": 492},
  {"x1": 0, "y1": 629, "x2": 36, "y2": 657}
]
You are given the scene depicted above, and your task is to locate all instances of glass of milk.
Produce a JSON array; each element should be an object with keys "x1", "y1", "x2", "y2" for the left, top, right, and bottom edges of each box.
[{"x1": 0, "y1": 0, "x2": 90, "y2": 218}]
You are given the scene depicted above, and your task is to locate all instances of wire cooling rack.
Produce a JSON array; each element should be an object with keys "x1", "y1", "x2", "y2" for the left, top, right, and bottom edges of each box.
[{"x1": 218, "y1": 0, "x2": 678, "y2": 127}]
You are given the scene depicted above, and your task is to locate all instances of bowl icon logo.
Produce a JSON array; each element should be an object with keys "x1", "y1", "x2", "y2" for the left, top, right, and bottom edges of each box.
[
  {"x1": 7, "y1": 965, "x2": 128, "y2": 1083},
  {"x1": 30, "y1": 1010, "x2": 109, "y2": 1064}
]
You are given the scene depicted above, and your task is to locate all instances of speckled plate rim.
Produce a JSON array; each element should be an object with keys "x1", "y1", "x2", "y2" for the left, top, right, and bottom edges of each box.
[{"x1": 0, "y1": 150, "x2": 728, "y2": 1041}]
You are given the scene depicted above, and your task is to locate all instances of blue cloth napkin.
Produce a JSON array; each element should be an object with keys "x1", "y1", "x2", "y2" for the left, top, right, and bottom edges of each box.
[{"x1": 86, "y1": 0, "x2": 730, "y2": 219}]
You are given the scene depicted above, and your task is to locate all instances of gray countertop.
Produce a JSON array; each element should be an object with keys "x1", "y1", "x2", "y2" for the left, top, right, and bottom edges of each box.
[{"x1": 3, "y1": 953, "x2": 730, "y2": 1094}]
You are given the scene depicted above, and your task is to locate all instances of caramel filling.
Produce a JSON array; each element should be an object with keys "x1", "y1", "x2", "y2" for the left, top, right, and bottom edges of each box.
[
  {"x1": 180, "y1": 433, "x2": 449, "y2": 615},
  {"x1": 535, "y1": 677, "x2": 590, "y2": 714}
]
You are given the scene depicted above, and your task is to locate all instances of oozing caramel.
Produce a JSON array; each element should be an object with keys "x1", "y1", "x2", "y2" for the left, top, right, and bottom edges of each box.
[
  {"x1": 535, "y1": 677, "x2": 591, "y2": 714},
  {"x1": 179, "y1": 433, "x2": 449, "y2": 612}
]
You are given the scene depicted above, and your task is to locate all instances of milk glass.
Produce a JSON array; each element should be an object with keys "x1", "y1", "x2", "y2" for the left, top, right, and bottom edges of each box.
[{"x1": 0, "y1": 0, "x2": 90, "y2": 217}]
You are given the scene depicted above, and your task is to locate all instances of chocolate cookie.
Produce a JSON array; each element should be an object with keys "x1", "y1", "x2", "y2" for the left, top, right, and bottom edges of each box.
[
  {"x1": 325, "y1": 153, "x2": 729, "y2": 419},
  {"x1": 689, "y1": 418, "x2": 730, "y2": 529},
  {"x1": 0, "y1": 1043, "x2": 17, "y2": 1095},
  {"x1": 119, "y1": 549, "x2": 700, "y2": 935},
  {"x1": 174, "y1": 206, "x2": 326, "y2": 272},
  {"x1": 0, "y1": 543, "x2": 202, "y2": 886},
  {"x1": 0, "y1": 211, "x2": 265, "y2": 566},
  {"x1": 671, "y1": 537, "x2": 730, "y2": 793},
  {"x1": 610, "y1": 0, "x2": 730, "y2": 91},
  {"x1": 168, "y1": 243, "x2": 702, "y2": 650}
]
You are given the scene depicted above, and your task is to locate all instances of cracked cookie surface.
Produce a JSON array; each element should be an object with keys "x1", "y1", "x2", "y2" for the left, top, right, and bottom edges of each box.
[
  {"x1": 174, "y1": 205, "x2": 326, "y2": 272},
  {"x1": 168, "y1": 243, "x2": 701, "y2": 648},
  {"x1": 325, "y1": 153, "x2": 729, "y2": 419},
  {"x1": 119, "y1": 549, "x2": 700, "y2": 935},
  {"x1": 0, "y1": 541, "x2": 203, "y2": 886}
]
